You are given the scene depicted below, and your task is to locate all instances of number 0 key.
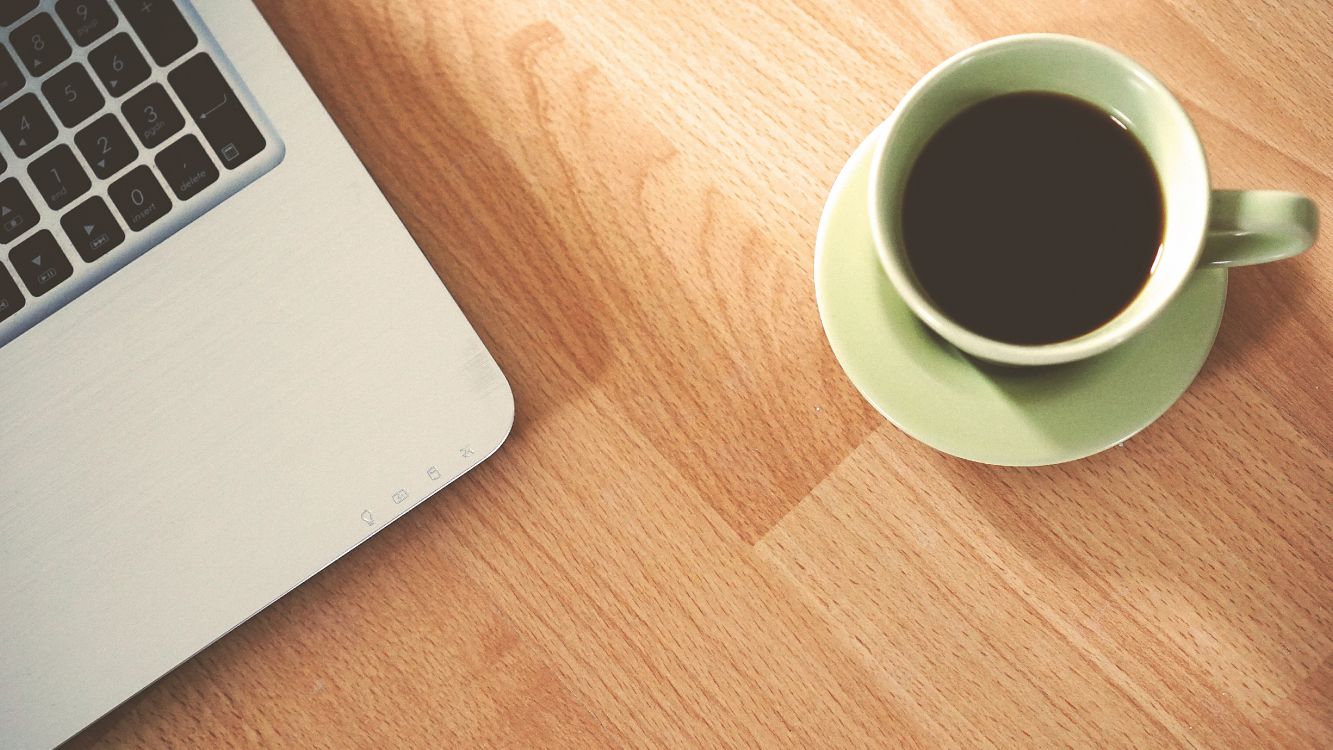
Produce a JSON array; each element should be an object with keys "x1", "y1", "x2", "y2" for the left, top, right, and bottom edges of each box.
[{"x1": 109, "y1": 164, "x2": 170, "y2": 231}]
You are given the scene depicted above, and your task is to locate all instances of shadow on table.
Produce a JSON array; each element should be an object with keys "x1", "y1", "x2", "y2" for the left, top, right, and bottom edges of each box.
[
  {"x1": 1195, "y1": 256, "x2": 1318, "y2": 386},
  {"x1": 262, "y1": 6, "x2": 624, "y2": 432},
  {"x1": 60, "y1": 5, "x2": 633, "y2": 747}
]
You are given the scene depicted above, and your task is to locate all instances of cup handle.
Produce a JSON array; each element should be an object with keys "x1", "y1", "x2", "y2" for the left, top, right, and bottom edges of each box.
[{"x1": 1200, "y1": 190, "x2": 1318, "y2": 267}]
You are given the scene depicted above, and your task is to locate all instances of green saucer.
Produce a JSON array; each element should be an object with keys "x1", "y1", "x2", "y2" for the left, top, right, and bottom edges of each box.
[{"x1": 815, "y1": 127, "x2": 1228, "y2": 466}]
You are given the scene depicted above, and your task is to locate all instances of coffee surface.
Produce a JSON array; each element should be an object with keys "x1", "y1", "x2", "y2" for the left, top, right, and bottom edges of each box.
[{"x1": 903, "y1": 92, "x2": 1164, "y2": 345}]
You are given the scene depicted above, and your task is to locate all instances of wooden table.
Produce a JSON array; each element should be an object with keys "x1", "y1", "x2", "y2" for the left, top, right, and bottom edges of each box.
[{"x1": 79, "y1": 1, "x2": 1331, "y2": 747}]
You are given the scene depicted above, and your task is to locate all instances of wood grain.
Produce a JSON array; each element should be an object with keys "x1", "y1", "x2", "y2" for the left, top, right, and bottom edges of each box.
[{"x1": 73, "y1": 0, "x2": 1331, "y2": 747}]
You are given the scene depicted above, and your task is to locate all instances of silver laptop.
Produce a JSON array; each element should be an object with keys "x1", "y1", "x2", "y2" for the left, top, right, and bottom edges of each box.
[{"x1": 0, "y1": 1, "x2": 513, "y2": 746}]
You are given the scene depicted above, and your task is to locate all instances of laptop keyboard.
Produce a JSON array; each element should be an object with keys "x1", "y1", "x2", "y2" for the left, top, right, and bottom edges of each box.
[{"x1": 0, "y1": 0, "x2": 282, "y2": 348}]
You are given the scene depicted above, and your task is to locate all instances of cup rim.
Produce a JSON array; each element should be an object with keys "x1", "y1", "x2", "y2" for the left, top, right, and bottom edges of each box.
[{"x1": 867, "y1": 33, "x2": 1210, "y2": 366}]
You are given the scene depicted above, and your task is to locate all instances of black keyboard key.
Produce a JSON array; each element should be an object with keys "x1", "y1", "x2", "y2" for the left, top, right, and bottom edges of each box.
[
  {"x1": 61, "y1": 195, "x2": 124, "y2": 261},
  {"x1": 29, "y1": 145, "x2": 91, "y2": 210},
  {"x1": 109, "y1": 165, "x2": 169, "y2": 231},
  {"x1": 75, "y1": 113, "x2": 137, "y2": 178},
  {"x1": 0, "y1": 93, "x2": 57, "y2": 158},
  {"x1": 113, "y1": 0, "x2": 196, "y2": 66},
  {"x1": 56, "y1": 0, "x2": 117, "y2": 47},
  {"x1": 11, "y1": 13, "x2": 73, "y2": 78},
  {"x1": 156, "y1": 134, "x2": 216, "y2": 200},
  {"x1": 0, "y1": 264, "x2": 24, "y2": 323},
  {"x1": 10, "y1": 231, "x2": 72, "y2": 296},
  {"x1": 122, "y1": 82, "x2": 182, "y2": 148},
  {"x1": 0, "y1": 1, "x2": 39, "y2": 26},
  {"x1": 41, "y1": 63, "x2": 104, "y2": 127},
  {"x1": 169, "y1": 54, "x2": 264, "y2": 169},
  {"x1": 0, "y1": 47, "x2": 24, "y2": 103},
  {"x1": 88, "y1": 32, "x2": 149, "y2": 97},
  {"x1": 0, "y1": 177, "x2": 39, "y2": 243}
]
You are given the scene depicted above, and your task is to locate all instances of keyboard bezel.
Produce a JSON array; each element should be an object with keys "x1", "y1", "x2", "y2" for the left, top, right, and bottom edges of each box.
[{"x1": 0, "y1": 0, "x2": 285, "y2": 348}]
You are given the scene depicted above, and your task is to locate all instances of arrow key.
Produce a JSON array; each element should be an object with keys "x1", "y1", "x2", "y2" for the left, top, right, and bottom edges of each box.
[
  {"x1": 10, "y1": 231, "x2": 73, "y2": 297},
  {"x1": 0, "y1": 263, "x2": 24, "y2": 324},
  {"x1": 61, "y1": 195, "x2": 124, "y2": 262},
  {"x1": 0, "y1": 177, "x2": 40, "y2": 244}
]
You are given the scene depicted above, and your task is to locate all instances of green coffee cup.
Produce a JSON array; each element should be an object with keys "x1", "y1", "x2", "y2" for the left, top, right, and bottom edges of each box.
[{"x1": 868, "y1": 34, "x2": 1318, "y2": 366}]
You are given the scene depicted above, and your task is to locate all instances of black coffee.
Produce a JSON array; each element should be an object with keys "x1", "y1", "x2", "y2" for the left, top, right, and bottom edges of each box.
[{"x1": 902, "y1": 92, "x2": 1164, "y2": 345}]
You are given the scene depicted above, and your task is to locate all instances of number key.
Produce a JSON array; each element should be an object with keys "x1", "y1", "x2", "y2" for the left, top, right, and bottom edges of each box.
[
  {"x1": 41, "y1": 63, "x2": 104, "y2": 127},
  {"x1": 89, "y1": 32, "x2": 149, "y2": 97},
  {"x1": 75, "y1": 113, "x2": 137, "y2": 179},
  {"x1": 109, "y1": 165, "x2": 170, "y2": 231},
  {"x1": 0, "y1": 94, "x2": 58, "y2": 158},
  {"x1": 11, "y1": 13, "x2": 73, "y2": 78},
  {"x1": 123, "y1": 83, "x2": 182, "y2": 148},
  {"x1": 56, "y1": 0, "x2": 118, "y2": 47},
  {"x1": 0, "y1": 47, "x2": 24, "y2": 103},
  {"x1": 29, "y1": 145, "x2": 91, "y2": 210},
  {"x1": 0, "y1": 2, "x2": 39, "y2": 27}
]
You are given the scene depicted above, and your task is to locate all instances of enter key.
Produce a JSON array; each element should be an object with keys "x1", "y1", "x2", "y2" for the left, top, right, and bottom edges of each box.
[{"x1": 168, "y1": 53, "x2": 265, "y2": 170}]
